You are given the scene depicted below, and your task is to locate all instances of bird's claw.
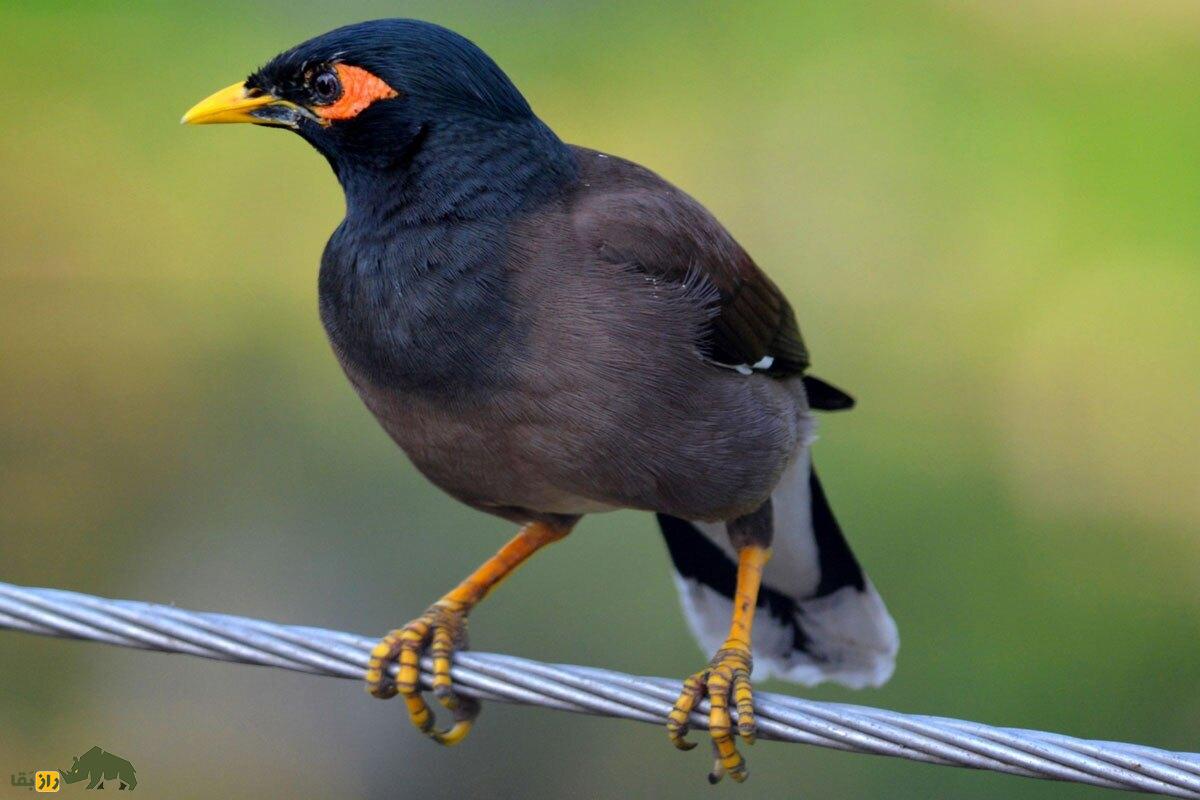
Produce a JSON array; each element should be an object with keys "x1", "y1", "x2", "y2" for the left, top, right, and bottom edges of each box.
[
  {"x1": 365, "y1": 601, "x2": 481, "y2": 746},
  {"x1": 667, "y1": 640, "x2": 756, "y2": 783}
]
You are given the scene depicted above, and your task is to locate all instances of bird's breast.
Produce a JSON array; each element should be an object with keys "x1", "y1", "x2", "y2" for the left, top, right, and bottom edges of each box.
[{"x1": 317, "y1": 219, "x2": 525, "y2": 397}]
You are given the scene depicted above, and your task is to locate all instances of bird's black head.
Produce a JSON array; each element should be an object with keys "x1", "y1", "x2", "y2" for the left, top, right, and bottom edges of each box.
[{"x1": 184, "y1": 19, "x2": 573, "y2": 214}]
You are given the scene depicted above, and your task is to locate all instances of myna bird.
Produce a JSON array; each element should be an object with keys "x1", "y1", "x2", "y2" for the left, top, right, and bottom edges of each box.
[{"x1": 183, "y1": 18, "x2": 898, "y2": 783}]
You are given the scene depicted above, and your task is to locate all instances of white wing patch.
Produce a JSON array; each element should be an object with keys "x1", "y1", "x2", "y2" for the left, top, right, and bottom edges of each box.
[{"x1": 713, "y1": 354, "x2": 775, "y2": 375}]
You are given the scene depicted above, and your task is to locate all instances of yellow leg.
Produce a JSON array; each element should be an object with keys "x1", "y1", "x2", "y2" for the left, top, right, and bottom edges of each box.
[
  {"x1": 667, "y1": 544, "x2": 770, "y2": 783},
  {"x1": 365, "y1": 520, "x2": 572, "y2": 745}
]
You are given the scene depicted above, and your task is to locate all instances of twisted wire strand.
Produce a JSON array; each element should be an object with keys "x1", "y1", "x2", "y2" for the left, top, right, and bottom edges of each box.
[{"x1": 1, "y1": 582, "x2": 1197, "y2": 797}]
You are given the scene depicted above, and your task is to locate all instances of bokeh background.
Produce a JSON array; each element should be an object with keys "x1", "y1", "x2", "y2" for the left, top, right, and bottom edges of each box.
[{"x1": 2, "y1": 2, "x2": 1198, "y2": 798}]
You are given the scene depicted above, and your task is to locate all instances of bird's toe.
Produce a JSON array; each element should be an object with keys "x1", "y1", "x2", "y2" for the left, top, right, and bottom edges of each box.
[
  {"x1": 365, "y1": 602, "x2": 480, "y2": 746},
  {"x1": 668, "y1": 642, "x2": 755, "y2": 784}
]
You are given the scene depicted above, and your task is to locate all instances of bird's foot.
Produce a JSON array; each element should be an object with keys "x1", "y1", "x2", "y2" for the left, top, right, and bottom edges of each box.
[
  {"x1": 365, "y1": 600, "x2": 481, "y2": 745},
  {"x1": 667, "y1": 638, "x2": 756, "y2": 783}
]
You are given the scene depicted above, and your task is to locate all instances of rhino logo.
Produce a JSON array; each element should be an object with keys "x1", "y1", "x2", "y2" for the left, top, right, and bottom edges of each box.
[{"x1": 59, "y1": 746, "x2": 137, "y2": 790}]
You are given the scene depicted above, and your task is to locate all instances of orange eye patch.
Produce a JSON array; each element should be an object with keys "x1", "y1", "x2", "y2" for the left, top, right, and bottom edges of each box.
[{"x1": 317, "y1": 64, "x2": 399, "y2": 121}]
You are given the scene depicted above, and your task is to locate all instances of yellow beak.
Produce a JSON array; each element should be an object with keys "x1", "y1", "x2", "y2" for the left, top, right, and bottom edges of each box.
[{"x1": 181, "y1": 81, "x2": 297, "y2": 126}]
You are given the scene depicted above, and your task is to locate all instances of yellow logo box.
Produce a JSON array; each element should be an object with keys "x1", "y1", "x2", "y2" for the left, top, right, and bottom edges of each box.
[{"x1": 34, "y1": 771, "x2": 61, "y2": 792}]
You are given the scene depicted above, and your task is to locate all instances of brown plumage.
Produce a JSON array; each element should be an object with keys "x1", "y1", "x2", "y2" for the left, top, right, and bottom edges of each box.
[{"x1": 341, "y1": 146, "x2": 808, "y2": 527}]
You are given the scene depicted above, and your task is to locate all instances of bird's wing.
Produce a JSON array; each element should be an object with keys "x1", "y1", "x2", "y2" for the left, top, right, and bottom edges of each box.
[{"x1": 570, "y1": 147, "x2": 854, "y2": 409}]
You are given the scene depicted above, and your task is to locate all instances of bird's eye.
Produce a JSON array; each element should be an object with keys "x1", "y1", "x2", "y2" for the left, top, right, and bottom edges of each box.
[{"x1": 313, "y1": 71, "x2": 341, "y2": 103}]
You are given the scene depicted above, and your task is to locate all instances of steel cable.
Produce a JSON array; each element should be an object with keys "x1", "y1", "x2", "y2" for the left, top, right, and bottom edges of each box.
[{"x1": 1, "y1": 582, "x2": 1196, "y2": 797}]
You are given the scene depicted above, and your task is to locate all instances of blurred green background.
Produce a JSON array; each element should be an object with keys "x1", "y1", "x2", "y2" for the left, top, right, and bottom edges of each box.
[{"x1": 2, "y1": 2, "x2": 1198, "y2": 798}]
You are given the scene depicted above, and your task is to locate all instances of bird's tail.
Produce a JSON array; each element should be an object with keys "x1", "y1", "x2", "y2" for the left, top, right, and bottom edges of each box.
[{"x1": 657, "y1": 449, "x2": 898, "y2": 688}]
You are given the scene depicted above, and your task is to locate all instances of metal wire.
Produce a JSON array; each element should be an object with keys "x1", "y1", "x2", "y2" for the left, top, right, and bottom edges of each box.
[{"x1": 1, "y1": 581, "x2": 1197, "y2": 797}]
